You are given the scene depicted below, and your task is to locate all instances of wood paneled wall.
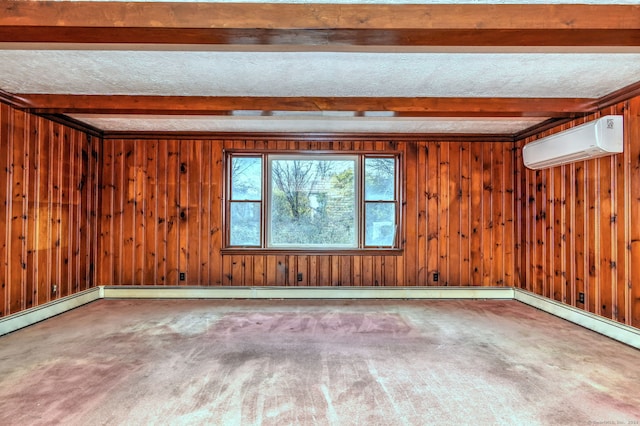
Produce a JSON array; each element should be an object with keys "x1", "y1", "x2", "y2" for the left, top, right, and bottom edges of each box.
[
  {"x1": 3, "y1": 95, "x2": 639, "y2": 330},
  {"x1": 516, "y1": 96, "x2": 640, "y2": 327},
  {"x1": 0, "y1": 103, "x2": 99, "y2": 318},
  {"x1": 98, "y1": 139, "x2": 517, "y2": 288}
]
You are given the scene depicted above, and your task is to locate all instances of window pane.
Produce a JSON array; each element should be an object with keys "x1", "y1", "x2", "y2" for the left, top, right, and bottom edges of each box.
[
  {"x1": 365, "y1": 157, "x2": 395, "y2": 201},
  {"x1": 230, "y1": 202, "x2": 261, "y2": 246},
  {"x1": 231, "y1": 156, "x2": 261, "y2": 200},
  {"x1": 270, "y1": 158, "x2": 356, "y2": 247},
  {"x1": 365, "y1": 202, "x2": 396, "y2": 246}
]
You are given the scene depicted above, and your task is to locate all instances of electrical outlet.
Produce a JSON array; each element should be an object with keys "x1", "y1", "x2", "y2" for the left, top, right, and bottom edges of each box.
[
  {"x1": 297, "y1": 273, "x2": 303, "y2": 282},
  {"x1": 433, "y1": 273, "x2": 439, "y2": 282},
  {"x1": 179, "y1": 272, "x2": 186, "y2": 281},
  {"x1": 52, "y1": 284, "x2": 57, "y2": 293},
  {"x1": 578, "y1": 292, "x2": 585, "y2": 303}
]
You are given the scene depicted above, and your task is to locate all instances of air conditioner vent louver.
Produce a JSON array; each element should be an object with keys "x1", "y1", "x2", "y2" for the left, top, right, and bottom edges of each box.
[{"x1": 522, "y1": 115, "x2": 623, "y2": 170}]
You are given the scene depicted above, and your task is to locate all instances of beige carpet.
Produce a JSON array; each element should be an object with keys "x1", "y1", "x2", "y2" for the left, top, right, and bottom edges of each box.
[{"x1": 1, "y1": 299, "x2": 639, "y2": 425}]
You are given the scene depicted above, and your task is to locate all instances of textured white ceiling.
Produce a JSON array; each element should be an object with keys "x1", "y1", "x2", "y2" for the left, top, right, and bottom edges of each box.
[
  {"x1": 69, "y1": 114, "x2": 547, "y2": 134},
  {"x1": 1, "y1": 51, "x2": 640, "y2": 99}
]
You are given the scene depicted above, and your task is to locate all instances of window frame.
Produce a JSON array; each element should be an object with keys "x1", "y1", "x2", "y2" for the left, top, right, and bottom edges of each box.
[
  {"x1": 227, "y1": 154, "x2": 264, "y2": 247},
  {"x1": 223, "y1": 150, "x2": 403, "y2": 254}
]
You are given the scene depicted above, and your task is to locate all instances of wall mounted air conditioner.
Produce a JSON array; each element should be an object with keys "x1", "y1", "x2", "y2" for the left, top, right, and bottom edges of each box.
[{"x1": 522, "y1": 115, "x2": 623, "y2": 170}]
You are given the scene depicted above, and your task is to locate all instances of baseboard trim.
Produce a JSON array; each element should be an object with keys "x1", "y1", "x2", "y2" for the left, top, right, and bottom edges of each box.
[
  {"x1": 514, "y1": 289, "x2": 640, "y2": 350},
  {"x1": 0, "y1": 287, "x2": 102, "y2": 337},
  {"x1": 102, "y1": 285, "x2": 515, "y2": 300},
  {"x1": 2, "y1": 286, "x2": 638, "y2": 350}
]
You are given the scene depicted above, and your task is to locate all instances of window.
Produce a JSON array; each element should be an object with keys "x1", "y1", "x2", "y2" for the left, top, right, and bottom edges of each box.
[{"x1": 226, "y1": 152, "x2": 400, "y2": 250}]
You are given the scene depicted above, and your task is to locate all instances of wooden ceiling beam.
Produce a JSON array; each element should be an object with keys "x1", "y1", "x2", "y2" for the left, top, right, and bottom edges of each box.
[
  {"x1": 1, "y1": 27, "x2": 638, "y2": 47},
  {"x1": 1, "y1": 3, "x2": 637, "y2": 30},
  {"x1": 0, "y1": 2, "x2": 638, "y2": 46},
  {"x1": 16, "y1": 94, "x2": 598, "y2": 118}
]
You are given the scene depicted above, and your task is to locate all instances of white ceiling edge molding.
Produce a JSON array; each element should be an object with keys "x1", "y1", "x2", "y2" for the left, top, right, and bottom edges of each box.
[{"x1": 69, "y1": 114, "x2": 547, "y2": 134}]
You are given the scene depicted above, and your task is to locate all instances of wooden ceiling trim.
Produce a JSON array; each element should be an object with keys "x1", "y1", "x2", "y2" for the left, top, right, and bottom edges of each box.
[
  {"x1": 0, "y1": 3, "x2": 638, "y2": 46},
  {"x1": 514, "y1": 81, "x2": 640, "y2": 141},
  {"x1": 513, "y1": 117, "x2": 574, "y2": 141},
  {"x1": 18, "y1": 95, "x2": 597, "y2": 118},
  {"x1": 0, "y1": 89, "x2": 30, "y2": 109},
  {"x1": 594, "y1": 81, "x2": 640, "y2": 111},
  {"x1": 38, "y1": 114, "x2": 103, "y2": 138}
]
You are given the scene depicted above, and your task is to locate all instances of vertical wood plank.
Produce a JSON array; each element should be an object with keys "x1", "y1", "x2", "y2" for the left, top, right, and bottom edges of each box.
[
  {"x1": 448, "y1": 142, "x2": 461, "y2": 286},
  {"x1": 0, "y1": 104, "x2": 9, "y2": 316},
  {"x1": 460, "y1": 142, "x2": 471, "y2": 286},
  {"x1": 166, "y1": 139, "x2": 180, "y2": 285},
  {"x1": 492, "y1": 142, "x2": 505, "y2": 286},
  {"x1": 416, "y1": 143, "x2": 428, "y2": 285},
  {"x1": 513, "y1": 141, "x2": 524, "y2": 289},
  {"x1": 426, "y1": 142, "x2": 439, "y2": 284},
  {"x1": 574, "y1": 161, "x2": 586, "y2": 309},
  {"x1": 352, "y1": 254, "x2": 362, "y2": 287},
  {"x1": 25, "y1": 114, "x2": 38, "y2": 307},
  {"x1": 70, "y1": 130, "x2": 81, "y2": 293},
  {"x1": 331, "y1": 255, "x2": 340, "y2": 286},
  {"x1": 253, "y1": 255, "x2": 265, "y2": 286},
  {"x1": 404, "y1": 141, "x2": 418, "y2": 286},
  {"x1": 199, "y1": 140, "x2": 212, "y2": 285},
  {"x1": 628, "y1": 99, "x2": 640, "y2": 327},
  {"x1": 231, "y1": 255, "x2": 244, "y2": 286},
  {"x1": 60, "y1": 126, "x2": 72, "y2": 295},
  {"x1": 549, "y1": 166, "x2": 559, "y2": 301},
  {"x1": 86, "y1": 134, "x2": 98, "y2": 290},
  {"x1": 133, "y1": 137, "x2": 146, "y2": 285},
  {"x1": 523, "y1": 159, "x2": 532, "y2": 291},
  {"x1": 340, "y1": 256, "x2": 351, "y2": 286},
  {"x1": 567, "y1": 163, "x2": 577, "y2": 305},
  {"x1": 144, "y1": 140, "x2": 158, "y2": 285},
  {"x1": 470, "y1": 144, "x2": 483, "y2": 286},
  {"x1": 121, "y1": 139, "x2": 136, "y2": 285},
  {"x1": 99, "y1": 139, "x2": 114, "y2": 285},
  {"x1": 617, "y1": 103, "x2": 631, "y2": 324},
  {"x1": 155, "y1": 139, "x2": 169, "y2": 285},
  {"x1": 586, "y1": 159, "x2": 599, "y2": 314},
  {"x1": 439, "y1": 143, "x2": 450, "y2": 285},
  {"x1": 263, "y1": 255, "x2": 275, "y2": 286},
  {"x1": 599, "y1": 156, "x2": 614, "y2": 319},
  {"x1": 36, "y1": 120, "x2": 51, "y2": 304},
  {"x1": 9, "y1": 110, "x2": 26, "y2": 313},
  {"x1": 503, "y1": 142, "x2": 516, "y2": 287},
  {"x1": 210, "y1": 141, "x2": 224, "y2": 285},
  {"x1": 177, "y1": 140, "x2": 189, "y2": 285},
  {"x1": 186, "y1": 140, "x2": 203, "y2": 284},
  {"x1": 318, "y1": 256, "x2": 330, "y2": 286},
  {"x1": 481, "y1": 143, "x2": 494, "y2": 287}
]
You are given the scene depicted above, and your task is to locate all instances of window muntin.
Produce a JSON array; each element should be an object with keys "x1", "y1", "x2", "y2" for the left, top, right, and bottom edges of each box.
[{"x1": 226, "y1": 152, "x2": 400, "y2": 250}]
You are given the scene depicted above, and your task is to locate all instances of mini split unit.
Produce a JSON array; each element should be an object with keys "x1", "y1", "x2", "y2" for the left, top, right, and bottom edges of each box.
[{"x1": 522, "y1": 115, "x2": 624, "y2": 170}]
